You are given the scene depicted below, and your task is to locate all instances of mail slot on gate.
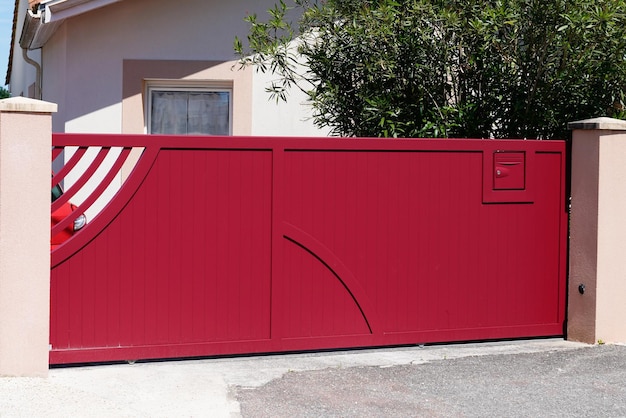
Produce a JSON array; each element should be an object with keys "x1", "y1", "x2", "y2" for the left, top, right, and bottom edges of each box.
[{"x1": 493, "y1": 151, "x2": 525, "y2": 190}]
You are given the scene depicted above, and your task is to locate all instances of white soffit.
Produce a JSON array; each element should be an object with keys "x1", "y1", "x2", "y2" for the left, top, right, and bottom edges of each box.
[
  {"x1": 40, "y1": 0, "x2": 123, "y2": 24},
  {"x1": 20, "y1": 9, "x2": 63, "y2": 49},
  {"x1": 19, "y1": 0, "x2": 123, "y2": 50}
]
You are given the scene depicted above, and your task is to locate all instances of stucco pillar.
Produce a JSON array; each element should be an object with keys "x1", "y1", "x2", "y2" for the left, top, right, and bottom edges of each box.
[
  {"x1": 567, "y1": 117, "x2": 626, "y2": 344},
  {"x1": 0, "y1": 97, "x2": 57, "y2": 376}
]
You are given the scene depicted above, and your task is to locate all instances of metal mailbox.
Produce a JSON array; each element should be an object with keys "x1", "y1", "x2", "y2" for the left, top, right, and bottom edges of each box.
[{"x1": 494, "y1": 151, "x2": 526, "y2": 190}]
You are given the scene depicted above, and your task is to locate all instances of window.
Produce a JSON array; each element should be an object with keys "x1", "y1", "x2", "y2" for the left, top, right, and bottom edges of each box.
[{"x1": 146, "y1": 82, "x2": 232, "y2": 135}]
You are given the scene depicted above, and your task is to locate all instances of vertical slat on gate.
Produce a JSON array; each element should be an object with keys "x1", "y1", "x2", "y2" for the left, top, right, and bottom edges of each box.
[
  {"x1": 50, "y1": 262, "x2": 70, "y2": 350},
  {"x1": 181, "y1": 151, "x2": 197, "y2": 343},
  {"x1": 144, "y1": 157, "x2": 160, "y2": 346},
  {"x1": 151, "y1": 154, "x2": 166, "y2": 344},
  {"x1": 189, "y1": 150, "x2": 206, "y2": 343},
  {"x1": 443, "y1": 153, "x2": 464, "y2": 329},
  {"x1": 80, "y1": 242, "x2": 95, "y2": 349},
  {"x1": 119, "y1": 180, "x2": 136, "y2": 347},
  {"x1": 228, "y1": 151, "x2": 243, "y2": 340},
  {"x1": 463, "y1": 153, "x2": 481, "y2": 329},
  {"x1": 245, "y1": 151, "x2": 272, "y2": 340},
  {"x1": 103, "y1": 215, "x2": 120, "y2": 347},
  {"x1": 205, "y1": 150, "x2": 220, "y2": 340},
  {"x1": 213, "y1": 152, "x2": 228, "y2": 339},
  {"x1": 270, "y1": 146, "x2": 284, "y2": 342},
  {"x1": 166, "y1": 151, "x2": 181, "y2": 344}
]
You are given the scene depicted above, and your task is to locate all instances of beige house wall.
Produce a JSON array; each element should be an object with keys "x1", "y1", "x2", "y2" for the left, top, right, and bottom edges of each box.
[
  {"x1": 568, "y1": 117, "x2": 626, "y2": 344},
  {"x1": 0, "y1": 97, "x2": 56, "y2": 377},
  {"x1": 21, "y1": 0, "x2": 322, "y2": 137}
]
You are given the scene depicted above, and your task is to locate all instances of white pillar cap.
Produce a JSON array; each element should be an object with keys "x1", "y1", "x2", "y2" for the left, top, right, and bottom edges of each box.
[
  {"x1": 0, "y1": 97, "x2": 58, "y2": 113},
  {"x1": 568, "y1": 117, "x2": 626, "y2": 131}
]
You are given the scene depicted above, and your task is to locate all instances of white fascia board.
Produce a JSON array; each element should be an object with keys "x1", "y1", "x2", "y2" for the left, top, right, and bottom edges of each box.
[
  {"x1": 40, "y1": 0, "x2": 122, "y2": 24},
  {"x1": 20, "y1": 9, "x2": 64, "y2": 50}
]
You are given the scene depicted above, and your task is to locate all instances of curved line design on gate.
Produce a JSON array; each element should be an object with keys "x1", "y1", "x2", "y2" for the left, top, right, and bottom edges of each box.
[
  {"x1": 282, "y1": 222, "x2": 381, "y2": 335},
  {"x1": 51, "y1": 145, "x2": 161, "y2": 268}
]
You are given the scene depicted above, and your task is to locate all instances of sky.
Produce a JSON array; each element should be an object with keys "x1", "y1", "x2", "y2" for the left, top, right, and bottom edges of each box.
[{"x1": 1, "y1": 0, "x2": 13, "y2": 88}]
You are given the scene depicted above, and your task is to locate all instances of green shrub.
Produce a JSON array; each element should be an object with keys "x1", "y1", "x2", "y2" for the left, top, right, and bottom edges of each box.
[{"x1": 235, "y1": 0, "x2": 626, "y2": 138}]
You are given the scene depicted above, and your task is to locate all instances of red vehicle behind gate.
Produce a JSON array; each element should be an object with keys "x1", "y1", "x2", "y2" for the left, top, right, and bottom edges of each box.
[{"x1": 51, "y1": 175, "x2": 86, "y2": 250}]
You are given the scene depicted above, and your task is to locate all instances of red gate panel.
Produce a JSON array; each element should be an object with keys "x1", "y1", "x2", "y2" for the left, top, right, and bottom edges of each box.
[{"x1": 50, "y1": 135, "x2": 567, "y2": 364}]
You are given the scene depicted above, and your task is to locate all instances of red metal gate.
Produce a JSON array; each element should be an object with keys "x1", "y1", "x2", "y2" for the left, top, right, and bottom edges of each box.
[{"x1": 50, "y1": 134, "x2": 567, "y2": 364}]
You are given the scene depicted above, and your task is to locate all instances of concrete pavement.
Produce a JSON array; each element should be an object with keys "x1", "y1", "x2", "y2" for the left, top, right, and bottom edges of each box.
[{"x1": 1, "y1": 339, "x2": 624, "y2": 417}]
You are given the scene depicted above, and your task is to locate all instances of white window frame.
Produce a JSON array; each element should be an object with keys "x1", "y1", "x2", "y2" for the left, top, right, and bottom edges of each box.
[{"x1": 145, "y1": 79, "x2": 233, "y2": 135}]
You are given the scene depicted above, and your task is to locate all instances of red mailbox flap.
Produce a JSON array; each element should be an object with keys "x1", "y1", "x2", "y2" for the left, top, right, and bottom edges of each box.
[{"x1": 494, "y1": 152, "x2": 525, "y2": 190}]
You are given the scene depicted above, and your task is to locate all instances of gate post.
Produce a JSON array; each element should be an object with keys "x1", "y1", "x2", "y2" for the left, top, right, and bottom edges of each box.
[
  {"x1": 568, "y1": 117, "x2": 626, "y2": 344},
  {"x1": 0, "y1": 97, "x2": 57, "y2": 376}
]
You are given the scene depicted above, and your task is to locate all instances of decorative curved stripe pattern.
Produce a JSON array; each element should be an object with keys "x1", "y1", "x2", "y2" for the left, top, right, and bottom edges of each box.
[
  {"x1": 51, "y1": 147, "x2": 111, "y2": 213},
  {"x1": 51, "y1": 145, "x2": 160, "y2": 268},
  {"x1": 282, "y1": 222, "x2": 381, "y2": 335},
  {"x1": 52, "y1": 147, "x2": 88, "y2": 188},
  {"x1": 51, "y1": 148, "x2": 133, "y2": 237}
]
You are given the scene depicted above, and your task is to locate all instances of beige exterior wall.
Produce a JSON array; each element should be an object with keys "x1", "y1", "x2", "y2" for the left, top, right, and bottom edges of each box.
[
  {"x1": 568, "y1": 117, "x2": 626, "y2": 344},
  {"x1": 24, "y1": 0, "x2": 323, "y2": 137},
  {"x1": 251, "y1": 59, "x2": 331, "y2": 137},
  {"x1": 0, "y1": 97, "x2": 56, "y2": 377}
]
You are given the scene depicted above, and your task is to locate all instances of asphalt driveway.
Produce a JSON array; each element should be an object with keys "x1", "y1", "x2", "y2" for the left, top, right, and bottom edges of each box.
[{"x1": 236, "y1": 343, "x2": 626, "y2": 417}]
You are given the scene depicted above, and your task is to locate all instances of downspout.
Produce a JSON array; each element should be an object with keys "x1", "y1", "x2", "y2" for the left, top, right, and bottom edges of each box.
[
  {"x1": 18, "y1": 7, "x2": 46, "y2": 100},
  {"x1": 21, "y1": 47, "x2": 42, "y2": 100}
]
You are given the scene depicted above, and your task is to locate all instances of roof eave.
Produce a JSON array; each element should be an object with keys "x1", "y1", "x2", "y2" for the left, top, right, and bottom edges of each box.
[
  {"x1": 7, "y1": 0, "x2": 123, "y2": 86},
  {"x1": 40, "y1": 0, "x2": 122, "y2": 24},
  {"x1": 19, "y1": 9, "x2": 63, "y2": 50},
  {"x1": 16, "y1": 0, "x2": 123, "y2": 51}
]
